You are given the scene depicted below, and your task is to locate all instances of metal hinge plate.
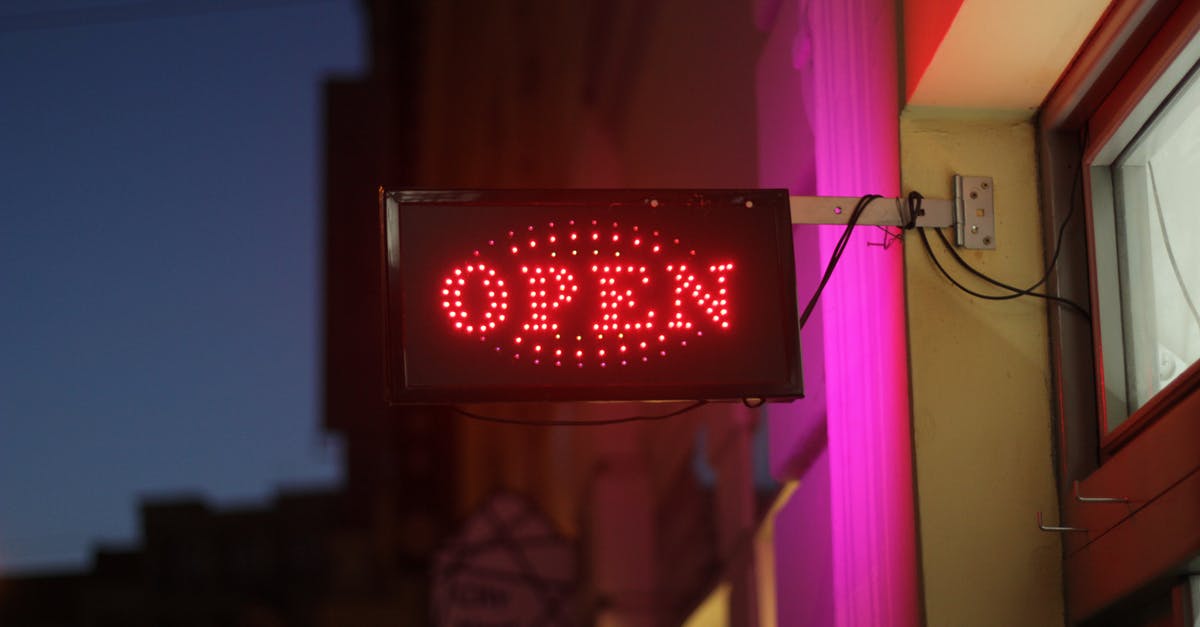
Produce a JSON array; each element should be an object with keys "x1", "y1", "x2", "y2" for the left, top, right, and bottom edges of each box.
[{"x1": 955, "y1": 175, "x2": 995, "y2": 250}]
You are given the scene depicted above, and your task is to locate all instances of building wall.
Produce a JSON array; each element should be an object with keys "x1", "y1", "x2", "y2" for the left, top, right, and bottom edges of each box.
[
  {"x1": 900, "y1": 110, "x2": 1065, "y2": 626},
  {"x1": 896, "y1": 2, "x2": 1117, "y2": 623}
]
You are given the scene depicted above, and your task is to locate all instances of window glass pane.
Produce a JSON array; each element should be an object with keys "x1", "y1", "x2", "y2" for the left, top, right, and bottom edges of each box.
[{"x1": 1110, "y1": 63, "x2": 1200, "y2": 430}]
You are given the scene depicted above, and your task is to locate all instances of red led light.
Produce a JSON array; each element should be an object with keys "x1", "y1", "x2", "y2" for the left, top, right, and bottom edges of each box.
[{"x1": 438, "y1": 219, "x2": 734, "y2": 367}]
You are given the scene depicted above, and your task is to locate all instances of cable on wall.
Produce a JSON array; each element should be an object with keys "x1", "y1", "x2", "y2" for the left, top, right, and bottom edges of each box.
[{"x1": 909, "y1": 191, "x2": 1091, "y2": 320}]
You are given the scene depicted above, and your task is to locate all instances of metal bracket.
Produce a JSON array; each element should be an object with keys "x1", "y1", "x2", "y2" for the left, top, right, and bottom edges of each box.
[
  {"x1": 1037, "y1": 511, "x2": 1088, "y2": 533},
  {"x1": 788, "y1": 196, "x2": 954, "y2": 228},
  {"x1": 1073, "y1": 480, "x2": 1130, "y2": 504},
  {"x1": 955, "y1": 175, "x2": 996, "y2": 249},
  {"x1": 787, "y1": 174, "x2": 995, "y2": 250}
]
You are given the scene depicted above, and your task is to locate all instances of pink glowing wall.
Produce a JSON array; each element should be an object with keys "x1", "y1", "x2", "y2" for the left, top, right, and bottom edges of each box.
[{"x1": 759, "y1": 0, "x2": 919, "y2": 625}]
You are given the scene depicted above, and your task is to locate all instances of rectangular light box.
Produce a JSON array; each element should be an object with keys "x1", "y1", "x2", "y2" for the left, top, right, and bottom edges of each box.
[{"x1": 381, "y1": 189, "x2": 802, "y2": 403}]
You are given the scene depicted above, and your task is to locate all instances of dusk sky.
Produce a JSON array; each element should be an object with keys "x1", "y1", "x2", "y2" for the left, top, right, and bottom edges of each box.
[{"x1": 0, "y1": 0, "x2": 363, "y2": 572}]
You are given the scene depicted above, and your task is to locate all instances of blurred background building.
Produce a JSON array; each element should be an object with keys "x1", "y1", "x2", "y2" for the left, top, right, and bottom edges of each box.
[{"x1": 2, "y1": 1, "x2": 776, "y2": 624}]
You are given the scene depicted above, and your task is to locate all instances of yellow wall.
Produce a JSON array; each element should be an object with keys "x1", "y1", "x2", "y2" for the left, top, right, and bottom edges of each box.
[
  {"x1": 900, "y1": 110, "x2": 1065, "y2": 626},
  {"x1": 681, "y1": 583, "x2": 732, "y2": 627}
]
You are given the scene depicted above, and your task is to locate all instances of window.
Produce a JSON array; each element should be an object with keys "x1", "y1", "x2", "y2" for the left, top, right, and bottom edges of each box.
[
  {"x1": 1089, "y1": 32, "x2": 1200, "y2": 436},
  {"x1": 1040, "y1": 0, "x2": 1200, "y2": 622}
]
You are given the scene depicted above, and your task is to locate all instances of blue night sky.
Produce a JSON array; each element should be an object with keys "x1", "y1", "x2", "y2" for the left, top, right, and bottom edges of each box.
[{"x1": 0, "y1": 0, "x2": 363, "y2": 572}]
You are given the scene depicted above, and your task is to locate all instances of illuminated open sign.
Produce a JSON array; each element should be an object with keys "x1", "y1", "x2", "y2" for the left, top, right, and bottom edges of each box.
[{"x1": 382, "y1": 189, "x2": 801, "y2": 402}]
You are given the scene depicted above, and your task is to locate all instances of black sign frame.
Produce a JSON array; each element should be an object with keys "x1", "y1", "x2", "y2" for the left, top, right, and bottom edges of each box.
[{"x1": 381, "y1": 189, "x2": 802, "y2": 403}]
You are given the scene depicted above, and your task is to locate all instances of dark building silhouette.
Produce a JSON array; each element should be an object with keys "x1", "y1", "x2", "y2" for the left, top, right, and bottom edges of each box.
[
  {"x1": 0, "y1": 459, "x2": 454, "y2": 625},
  {"x1": 1, "y1": 0, "x2": 770, "y2": 624}
]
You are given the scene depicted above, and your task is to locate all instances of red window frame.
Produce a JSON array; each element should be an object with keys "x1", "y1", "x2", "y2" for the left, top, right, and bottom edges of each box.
[{"x1": 1039, "y1": 0, "x2": 1200, "y2": 622}]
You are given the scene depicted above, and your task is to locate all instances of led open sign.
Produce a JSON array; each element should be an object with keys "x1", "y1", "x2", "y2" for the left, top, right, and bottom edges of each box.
[
  {"x1": 382, "y1": 189, "x2": 801, "y2": 402},
  {"x1": 440, "y1": 224, "x2": 733, "y2": 366}
]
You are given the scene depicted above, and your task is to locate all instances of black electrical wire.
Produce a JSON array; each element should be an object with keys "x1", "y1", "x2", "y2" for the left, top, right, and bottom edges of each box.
[
  {"x1": 930, "y1": 229, "x2": 1092, "y2": 319},
  {"x1": 798, "y1": 193, "x2": 882, "y2": 329},
  {"x1": 917, "y1": 227, "x2": 1022, "y2": 298},
  {"x1": 1005, "y1": 155, "x2": 1085, "y2": 302},
  {"x1": 1147, "y1": 160, "x2": 1200, "y2": 332},
  {"x1": 900, "y1": 189, "x2": 919, "y2": 230},
  {"x1": 917, "y1": 227, "x2": 1090, "y2": 320},
  {"x1": 450, "y1": 400, "x2": 709, "y2": 427},
  {"x1": 908, "y1": 189, "x2": 1091, "y2": 320}
]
